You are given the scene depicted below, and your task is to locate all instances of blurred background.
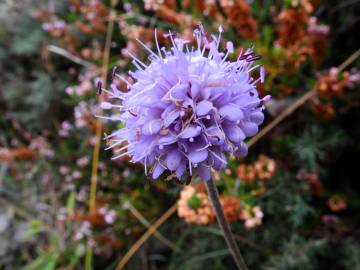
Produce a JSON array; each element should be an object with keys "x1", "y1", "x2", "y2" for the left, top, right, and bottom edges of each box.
[{"x1": 0, "y1": 0, "x2": 360, "y2": 269}]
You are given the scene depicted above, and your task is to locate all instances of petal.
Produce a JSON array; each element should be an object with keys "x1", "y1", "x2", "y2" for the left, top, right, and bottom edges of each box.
[
  {"x1": 235, "y1": 142, "x2": 248, "y2": 158},
  {"x1": 158, "y1": 134, "x2": 177, "y2": 145},
  {"x1": 152, "y1": 163, "x2": 165, "y2": 179},
  {"x1": 100, "y1": 102, "x2": 113, "y2": 110},
  {"x1": 210, "y1": 149, "x2": 227, "y2": 170},
  {"x1": 196, "y1": 100, "x2": 213, "y2": 116},
  {"x1": 197, "y1": 165, "x2": 211, "y2": 181},
  {"x1": 241, "y1": 122, "x2": 258, "y2": 136},
  {"x1": 165, "y1": 149, "x2": 182, "y2": 170},
  {"x1": 179, "y1": 124, "x2": 202, "y2": 139},
  {"x1": 226, "y1": 41, "x2": 234, "y2": 53},
  {"x1": 206, "y1": 126, "x2": 225, "y2": 145},
  {"x1": 175, "y1": 161, "x2": 186, "y2": 179},
  {"x1": 249, "y1": 111, "x2": 264, "y2": 125},
  {"x1": 188, "y1": 148, "x2": 208, "y2": 163},
  {"x1": 163, "y1": 109, "x2": 181, "y2": 128},
  {"x1": 170, "y1": 83, "x2": 189, "y2": 100},
  {"x1": 190, "y1": 82, "x2": 201, "y2": 98},
  {"x1": 223, "y1": 123, "x2": 245, "y2": 143},
  {"x1": 142, "y1": 119, "x2": 163, "y2": 135},
  {"x1": 219, "y1": 104, "x2": 244, "y2": 121}
]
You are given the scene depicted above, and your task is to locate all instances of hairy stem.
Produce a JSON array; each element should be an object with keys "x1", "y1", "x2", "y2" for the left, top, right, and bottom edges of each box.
[{"x1": 205, "y1": 178, "x2": 248, "y2": 270}]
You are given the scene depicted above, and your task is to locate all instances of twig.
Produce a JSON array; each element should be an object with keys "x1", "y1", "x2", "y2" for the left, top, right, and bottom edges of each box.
[
  {"x1": 86, "y1": 1, "x2": 118, "y2": 269},
  {"x1": 247, "y1": 90, "x2": 316, "y2": 147},
  {"x1": 247, "y1": 48, "x2": 360, "y2": 148},
  {"x1": 47, "y1": 45, "x2": 96, "y2": 69},
  {"x1": 0, "y1": 163, "x2": 8, "y2": 189},
  {"x1": 184, "y1": 249, "x2": 230, "y2": 267},
  {"x1": 205, "y1": 178, "x2": 248, "y2": 270},
  {"x1": 116, "y1": 203, "x2": 178, "y2": 270},
  {"x1": 337, "y1": 48, "x2": 360, "y2": 72},
  {"x1": 124, "y1": 201, "x2": 181, "y2": 252},
  {"x1": 203, "y1": 227, "x2": 270, "y2": 255}
]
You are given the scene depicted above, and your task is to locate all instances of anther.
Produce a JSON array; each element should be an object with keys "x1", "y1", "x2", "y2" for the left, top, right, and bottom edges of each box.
[
  {"x1": 246, "y1": 55, "x2": 262, "y2": 62},
  {"x1": 111, "y1": 66, "x2": 118, "y2": 81},
  {"x1": 97, "y1": 80, "x2": 102, "y2": 95}
]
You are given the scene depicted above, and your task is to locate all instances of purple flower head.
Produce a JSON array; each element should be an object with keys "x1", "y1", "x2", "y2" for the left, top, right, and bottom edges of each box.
[{"x1": 100, "y1": 27, "x2": 270, "y2": 181}]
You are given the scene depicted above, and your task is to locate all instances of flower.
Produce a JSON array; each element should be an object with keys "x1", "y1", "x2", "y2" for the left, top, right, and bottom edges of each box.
[
  {"x1": 101, "y1": 26, "x2": 269, "y2": 181},
  {"x1": 237, "y1": 164, "x2": 256, "y2": 183},
  {"x1": 254, "y1": 154, "x2": 276, "y2": 180},
  {"x1": 315, "y1": 68, "x2": 351, "y2": 97},
  {"x1": 220, "y1": 196, "x2": 241, "y2": 223},
  {"x1": 177, "y1": 185, "x2": 242, "y2": 224},
  {"x1": 177, "y1": 185, "x2": 215, "y2": 225},
  {"x1": 327, "y1": 195, "x2": 347, "y2": 212},
  {"x1": 239, "y1": 205, "x2": 264, "y2": 229}
]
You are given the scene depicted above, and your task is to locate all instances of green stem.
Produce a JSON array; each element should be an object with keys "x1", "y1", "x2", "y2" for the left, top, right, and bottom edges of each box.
[
  {"x1": 205, "y1": 178, "x2": 249, "y2": 270},
  {"x1": 85, "y1": 247, "x2": 92, "y2": 270}
]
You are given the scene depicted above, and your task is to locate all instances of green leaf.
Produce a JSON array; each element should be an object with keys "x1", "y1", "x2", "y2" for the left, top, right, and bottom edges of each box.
[
  {"x1": 23, "y1": 252, "x2": 59, "y2": 270},
  {"x1": 66, "y1": 191, "x2": 76, "y2": 215},
  {"x1": 25, "y1": 219, "x2": 45, "y2": 238}
]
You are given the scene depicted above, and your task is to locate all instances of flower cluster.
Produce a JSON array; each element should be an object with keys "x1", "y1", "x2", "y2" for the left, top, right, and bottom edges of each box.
[
  {"x1": 237, "y1": 154, "x2": 276, "y2": 183},
  {"x1": 275, "y1": 4, "x2": 330, "y2": 73},
  {"x1": 177, "y1": 184, "x2": 260, "y2": 227},
  {"x1": 177, "y1": 185, "x2": 215, "y2": 225},
  {"x1": 101, "y1": 27, "x2": 268, "y2": 181},
  {"x1": 311, "y1": 67, "x2": 360, "y2": 120},
  {"x1": 239, "y1": 205, "x2": 264, "y2": 229},
  {"x1": 327, "y1": 195, "x2": 347, "y2": 212},
  {"x1": 297, "y1": 169, "x2": 324, "y2": 197}
]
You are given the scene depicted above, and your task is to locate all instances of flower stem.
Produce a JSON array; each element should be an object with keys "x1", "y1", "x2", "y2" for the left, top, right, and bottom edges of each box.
[{"x1": 205, "y1": 178, "x2": 248, "y2": 270}]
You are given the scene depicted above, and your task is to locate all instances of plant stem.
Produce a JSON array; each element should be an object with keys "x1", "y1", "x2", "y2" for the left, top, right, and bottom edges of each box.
[{"x1": 205, "y1": 178, "x2": 248, "y2": 270}]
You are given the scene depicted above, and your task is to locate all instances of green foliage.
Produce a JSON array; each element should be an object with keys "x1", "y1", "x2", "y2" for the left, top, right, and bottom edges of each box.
[{"x1": 265, "y1": 236, "x2": 327, "y2": 270}]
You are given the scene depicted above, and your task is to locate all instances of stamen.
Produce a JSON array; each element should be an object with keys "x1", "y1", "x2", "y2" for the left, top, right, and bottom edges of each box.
[
  {"x1": 125, "y1": 50, "x2": 147, "y2": 68},
  {"x1": 238, "y1": 52, "x2": 254, "y2": 60},
  {"x1": 97, "y1": 80, "x2": 102, "y2": 95},
  {"x1": 136, "y1": 38, "x2": 159, "y2": 60},
  {"x1": 154, "y1": 29, "x2": 163, "y2": 59},
  {"x1": 111, "y1": 66, "x2": 118, "y2": 81},
  {"x1": 246, "y1": 55, "x2": 262, "y2": 62}
]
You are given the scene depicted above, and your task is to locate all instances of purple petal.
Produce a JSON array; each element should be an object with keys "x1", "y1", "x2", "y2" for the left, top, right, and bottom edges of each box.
[
  {"x1": 165, "y1": 149, "x2": 182, "y2": 170},
  {"x1": 197, "y1": 165, "x2": 211, "y2": 181},
  {"x1": 240, "y1": 122, "x2": 258, "y2": 136},
  {"x1": 190, "y1": 82, "x2": 201, "y2": 98},
  {"x1": 157, "y1": 134, "x2": 177, "y2": 145},
  {"x1": 179, "y1": 124, "x2": 202, "y2": 139},
  {"x1": 249, "y1": 111, "x2": 264, "y2": 125},
  {"x1": 210, "y1": 149, "x2": 227, "y2": 170},
  {"x1": 222, "y1": 123, "x2": 245, "y2": 143},
  {"x1": 142, "y1": 119, "x2": 163, "y2": 135},
  {"x1": 226, "y1": 41, "x2": 234, "y2": 53},
  {"x1": 175, "y1": 161, "x2": 186, "y2": 179},
  {"x1": 260, "y1": 67, "x2": 265, "y2": 83},
  {"x1": 188, "y1": 149, "x2": 208, "y2": 163},
  {"x1": 206, "y1": 126, "x2": 225, "y2": 145},
  {"x1": 235, "y1": 142, "x2": 248, "y2": 158},
  {"x1": 196, "y1": 100, "x2": 213, "y2": 116},
  {"x1": 163, "y1": 109, "x2": 180, "y2": 127},
  {"x1": 170, "y1": 83, "x2": 189, "y2": 100},
  {"x1": 219, "y1": 104, "x2": 244, "y2": 121},
  {"x1": 152, "y1": 163, "x2": 165, "y2": 179}
]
